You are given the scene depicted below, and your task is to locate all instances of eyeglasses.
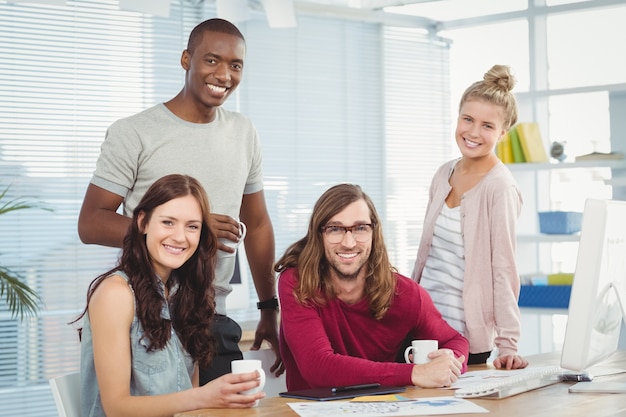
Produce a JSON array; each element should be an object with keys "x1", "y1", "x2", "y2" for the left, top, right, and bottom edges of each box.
[{"x1": 320, "y1": 223, "x2": 374, "y2": 243}]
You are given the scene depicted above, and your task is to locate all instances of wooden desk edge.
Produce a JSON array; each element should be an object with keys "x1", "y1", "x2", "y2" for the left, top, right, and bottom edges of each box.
[{"x1": 175, "y1": 350, "x2": 626, "y2": 417}]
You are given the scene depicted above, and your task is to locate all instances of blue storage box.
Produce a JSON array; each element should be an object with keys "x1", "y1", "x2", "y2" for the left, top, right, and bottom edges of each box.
[
  {"x1": 518, "y1": 285, "x2": 571, "y2": 309},
  {"x1": 538, "y1": 211, "x2": 583, "y2": 235}
]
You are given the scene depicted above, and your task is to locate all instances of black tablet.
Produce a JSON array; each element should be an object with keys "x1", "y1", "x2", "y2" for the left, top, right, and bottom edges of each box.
[{"x1": 279, "y1": 385, "x2": 406, "y2": 401}]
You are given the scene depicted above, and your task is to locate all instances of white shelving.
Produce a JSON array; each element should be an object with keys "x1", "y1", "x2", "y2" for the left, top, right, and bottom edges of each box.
[
  {"x1": 506, "y1": 159, "x2": 626, "y2": 171},
  {"x1": 509, "y1": 159, "x2": 626, "y2": 356},
  {"x1": 516, "y1": 234, "x2": 579, "y2": 243},
  {"x1": 509, "y1": 159, "x2": 626, "y2": 276}
]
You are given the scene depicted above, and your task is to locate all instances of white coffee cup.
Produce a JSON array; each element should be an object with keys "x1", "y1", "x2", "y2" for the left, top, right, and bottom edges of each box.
[
  {"x1": 218, "y1": 221, "x2": 247, "y2": 257},
  {"x1": 231, "y1": 359, "x2": 266, "y2": 406},
  {"x1": 404, "y1": 339, "x2": 438, "y2": 364}
]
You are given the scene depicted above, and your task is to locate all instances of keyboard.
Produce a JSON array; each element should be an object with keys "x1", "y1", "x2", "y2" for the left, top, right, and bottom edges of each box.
[{"x1": 454, "y1": 366, "x2": 563, "y2": 399}]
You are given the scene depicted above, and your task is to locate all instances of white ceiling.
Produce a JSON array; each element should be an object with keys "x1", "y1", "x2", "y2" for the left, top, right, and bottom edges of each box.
[
  {"x1": 227, "y1": 0, "x2": 447, "y2": 29},
  {"x1": 291, "y1": 0, "x2": 445, "y2": 29},
  {"x1": 294, "y1": 0, "x2": 443, "y2": 10}
]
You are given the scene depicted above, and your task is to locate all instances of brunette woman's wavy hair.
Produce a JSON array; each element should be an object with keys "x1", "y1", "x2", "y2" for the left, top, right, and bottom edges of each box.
[
  {"x1": 73, "y1": 174, "x2": 218, "y2": 367},
  {"x1": 274, "y1": 183, "x2": 397, "y2": 320}
]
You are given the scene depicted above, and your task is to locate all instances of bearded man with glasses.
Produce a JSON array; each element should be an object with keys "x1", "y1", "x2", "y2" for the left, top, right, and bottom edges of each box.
[{"x1": 274, "y1": 183, "x2": 468, "y2": 391}]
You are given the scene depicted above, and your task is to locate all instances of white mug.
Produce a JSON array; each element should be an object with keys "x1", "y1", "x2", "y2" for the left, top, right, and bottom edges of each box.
[
  {"x1": 218, "y1": 221, "x2": 247, "y2": 257},
  {"x1": 404, "y1": 339, "x2": 438, "y2": 364},
  {"x1": 231, "y1": 359, "x2": 266, "y2": 406}
]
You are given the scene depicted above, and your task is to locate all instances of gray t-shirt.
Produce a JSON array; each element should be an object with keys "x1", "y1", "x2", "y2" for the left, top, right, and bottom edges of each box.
[{"x1": 91, "y1": 104, "x2": 264, "y2": 313}]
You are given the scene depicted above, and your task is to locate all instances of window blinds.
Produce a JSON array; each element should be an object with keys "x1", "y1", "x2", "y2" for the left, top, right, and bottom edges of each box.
[
  {"x1": 0, "y1": 1, "x2": 450, "y2": 415},
  {"x1": 0, "y1": 1, "x2": 204, "y2": 415}
]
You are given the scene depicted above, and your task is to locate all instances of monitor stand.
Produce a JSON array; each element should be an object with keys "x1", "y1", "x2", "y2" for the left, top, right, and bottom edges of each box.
[
  {"x1": 569, "y1": 380, "x2": 626, "y2": 394},
  {"x1": 568, "y1": 349, "x2": 626, "y2": 394}
]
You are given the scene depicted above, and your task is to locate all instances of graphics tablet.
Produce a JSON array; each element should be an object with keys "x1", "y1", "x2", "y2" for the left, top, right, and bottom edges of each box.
[{"x1": 279, "y1": 385, "x2": 406, "y2": 401}]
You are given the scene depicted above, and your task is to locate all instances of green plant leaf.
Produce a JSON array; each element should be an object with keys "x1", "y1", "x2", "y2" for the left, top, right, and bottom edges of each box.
[
  {"x1": 0, "y1": 186, "x2": 53, "y2": 215},
  {"x1": 0, "y1": 267, "x2": 42, "y2": 320},
  {"x1": 1, "y1": 185, "x2": 50, "y2": 320}
]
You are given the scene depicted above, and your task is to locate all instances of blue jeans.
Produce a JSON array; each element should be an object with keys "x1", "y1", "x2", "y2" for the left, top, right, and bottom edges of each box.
[{"x1": 468, "y1": 351, "x2": 491, "y2": 365}]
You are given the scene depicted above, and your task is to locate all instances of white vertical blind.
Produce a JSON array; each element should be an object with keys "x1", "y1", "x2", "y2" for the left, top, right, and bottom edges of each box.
[
  {"x1": 232, "y1": 19, "x2": 451, "y2": 288},
  {"x1": 0, "y1": 1, "x2": 451, "y2": 415},
  {"x1": 237, "y1": 16, "x2": 386, "y2": 265},
  {"x1": 0, "y1": 1, "x2": 205, "y2": 415},
  {"x1": 382, "y1": 26, "x2": 452, "y2": 274}
]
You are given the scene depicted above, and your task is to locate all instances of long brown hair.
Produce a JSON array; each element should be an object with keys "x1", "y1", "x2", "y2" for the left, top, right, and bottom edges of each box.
[
  {"x1": 74, "y1": 174, "x2": 218, "y2": 367},
  {"x1": 459, "y1": 64, "x2": 518, "y2": 131},
  {"x1": 274, "y1": 184, "x2": 396, "y2": 320}
]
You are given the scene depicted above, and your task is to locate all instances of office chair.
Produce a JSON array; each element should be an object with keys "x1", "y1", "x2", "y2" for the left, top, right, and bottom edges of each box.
[
  {"x1": 49, "y1": 372, "x2": 81, "y2": 417},
  {"x1": 243, "y1": 348, "x2": 286, "y2": 397}
]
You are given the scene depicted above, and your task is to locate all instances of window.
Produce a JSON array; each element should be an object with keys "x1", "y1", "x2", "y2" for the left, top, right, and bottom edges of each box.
[
  {"x1": 548, "y1": 92, "x2": 611, "y2": 156},
  {"x1": 547, "y1": 5, "x2": 626, "y2": 89},
  {"x1": 386, "y1": 0, "x2": 528, "y2": 21},
  {"x1": 0, "y1": 2, "x2": 451, "y2": 415},
  {"x1": 439, "y1": 19, "x2": 529, "y2": 143},
  {"x1": 0, "y1": 1, "x2": 201, "y2": 415},
  {"x1": 234, "y1": 20, "x2": 452, "y2": 290},
  {"x1": 390, "y1": 0, "x2": 626, "y2": 357}
]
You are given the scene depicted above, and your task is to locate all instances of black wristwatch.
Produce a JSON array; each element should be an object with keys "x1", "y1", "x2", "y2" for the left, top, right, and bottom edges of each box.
[{"x1": 257, "y1": 296, "x2": 279, "y2": 310}]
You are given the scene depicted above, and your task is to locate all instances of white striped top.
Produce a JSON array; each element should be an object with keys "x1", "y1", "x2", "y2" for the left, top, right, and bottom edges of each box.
[{"x1": 419, "y1": 203, "x2": 466, "y2": 336}]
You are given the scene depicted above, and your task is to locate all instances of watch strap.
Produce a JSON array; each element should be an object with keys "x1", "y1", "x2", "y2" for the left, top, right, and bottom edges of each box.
[{"x1": 257, "y1": 296, "x2": 279, "y2": 310}]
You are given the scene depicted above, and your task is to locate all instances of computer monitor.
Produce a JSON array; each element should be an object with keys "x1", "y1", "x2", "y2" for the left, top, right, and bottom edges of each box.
[{"x1": 560, "y1": 199, "x2": 626, "y2": 371}]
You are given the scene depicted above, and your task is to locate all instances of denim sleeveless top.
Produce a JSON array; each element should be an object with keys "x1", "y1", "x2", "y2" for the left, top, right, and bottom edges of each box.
[{"x1": 80, "y1": 271, "x2": 194, "y2": 417}]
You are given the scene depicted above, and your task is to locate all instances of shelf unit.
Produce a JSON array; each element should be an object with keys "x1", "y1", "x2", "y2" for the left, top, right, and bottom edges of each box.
[
  {"x1": 507, "y1": 159, "x2": 626, "y2": 356},
  {"x1": 516, "y1": 234, "x2": 579, "y2": 243},
  {"x1": 508, "y1": 159, "x2": 626, "y2": 276},
  {"x1": 507, "y1": 159, "x2": 626, "y2": 171}
]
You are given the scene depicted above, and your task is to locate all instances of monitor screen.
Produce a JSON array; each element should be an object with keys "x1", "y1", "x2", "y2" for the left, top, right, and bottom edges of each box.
[{"x1": 560, "y1": 199, "x2": 626, "y2": 371}]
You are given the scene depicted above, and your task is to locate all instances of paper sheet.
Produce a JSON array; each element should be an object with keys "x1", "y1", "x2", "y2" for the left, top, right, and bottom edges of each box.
[{"x1": 287, "y1": 396, "x2": 488, "y2": 417}]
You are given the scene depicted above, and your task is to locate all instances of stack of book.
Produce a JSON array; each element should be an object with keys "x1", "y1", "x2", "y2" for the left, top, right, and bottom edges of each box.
[
  {"x1": 574, "y1": 151, "x2": 624, "y2": 162},
  {"x1": 496, "y1": 122, "x2": 549, "y2": 163}
]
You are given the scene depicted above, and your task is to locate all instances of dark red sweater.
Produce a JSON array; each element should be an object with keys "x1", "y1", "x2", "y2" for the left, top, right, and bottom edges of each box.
[{"x1": 278, "y1": 268, "x2": 469, "y2": 390}]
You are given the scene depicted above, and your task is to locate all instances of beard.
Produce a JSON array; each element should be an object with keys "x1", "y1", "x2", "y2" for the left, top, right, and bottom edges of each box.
[{"x1": 328, "y1": 260, "x2": 366, "y2": 282}]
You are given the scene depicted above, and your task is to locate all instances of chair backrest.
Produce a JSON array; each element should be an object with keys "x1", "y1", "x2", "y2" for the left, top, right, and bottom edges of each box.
[
  {"x1": 49, "y1": 372, "x2": 81, "y2": 417},
  {"x1": 242, "y1": 348, "x2": 286, "y2": 397}
]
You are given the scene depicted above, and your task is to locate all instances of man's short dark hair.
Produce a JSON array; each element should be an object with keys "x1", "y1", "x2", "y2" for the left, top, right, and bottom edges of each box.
[{"x1": 187, "y1": 18, "x2": 245, "y2": 54}]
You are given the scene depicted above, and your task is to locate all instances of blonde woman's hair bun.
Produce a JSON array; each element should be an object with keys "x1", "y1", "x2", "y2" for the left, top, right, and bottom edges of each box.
[{"x1": 483, "y1": 64, "x2": 516, "y2": 93}]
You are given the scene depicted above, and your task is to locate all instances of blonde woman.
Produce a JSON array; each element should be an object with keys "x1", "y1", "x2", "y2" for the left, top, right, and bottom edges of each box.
[{"x1": 412, "y1": 65, "x2": 528, "y2": 370}]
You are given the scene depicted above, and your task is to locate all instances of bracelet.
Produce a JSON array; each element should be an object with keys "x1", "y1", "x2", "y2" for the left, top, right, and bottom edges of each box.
[{"x1": 257, "y1": 296, "x2": 279, "y2": 310}]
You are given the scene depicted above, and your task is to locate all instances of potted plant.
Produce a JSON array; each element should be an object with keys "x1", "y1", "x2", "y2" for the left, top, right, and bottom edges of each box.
[{"x1": 0, "y1": 186, "x2": 47, "y2": 320}]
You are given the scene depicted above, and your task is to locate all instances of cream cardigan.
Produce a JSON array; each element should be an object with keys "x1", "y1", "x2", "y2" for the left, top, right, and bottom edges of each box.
[{"x1": 412, "y1": 159, "x2": 523, "y2": 356}]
